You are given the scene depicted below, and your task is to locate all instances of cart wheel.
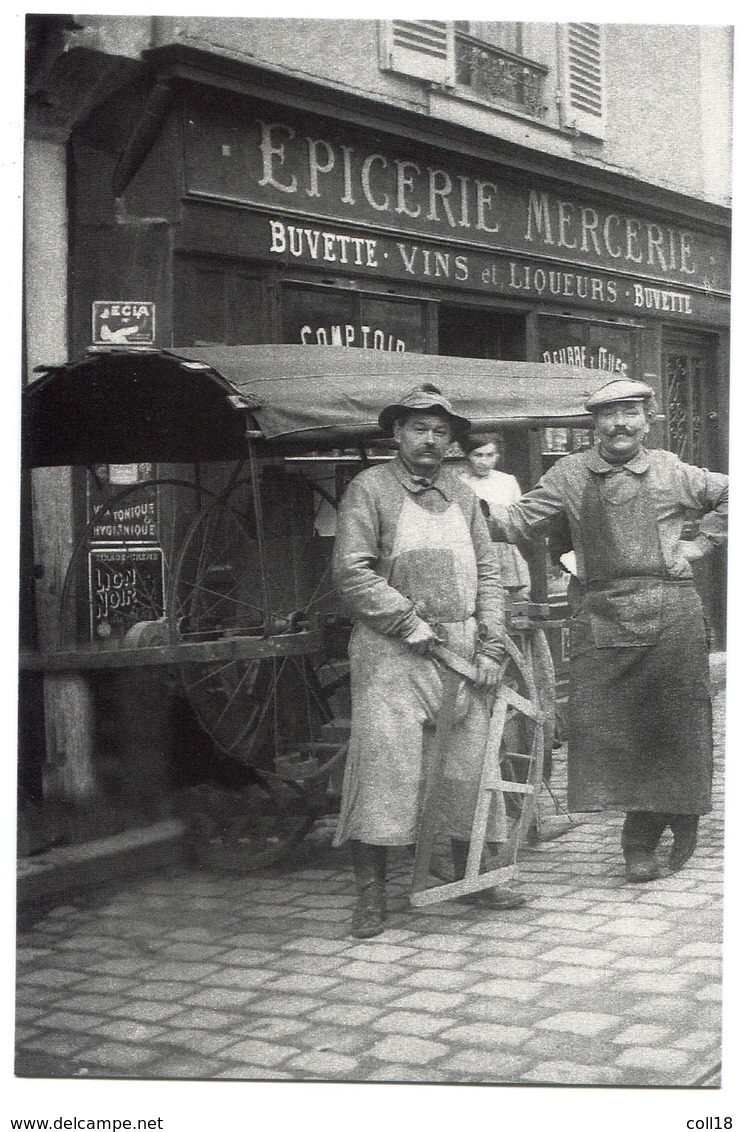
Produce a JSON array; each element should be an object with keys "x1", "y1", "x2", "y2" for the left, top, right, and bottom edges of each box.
[
  {"x1": 495, "y1": 633, "x2": 545, "y2": 866},
  {"x1": 168, "y1": 473, "x2": 350, "y2": 866}
]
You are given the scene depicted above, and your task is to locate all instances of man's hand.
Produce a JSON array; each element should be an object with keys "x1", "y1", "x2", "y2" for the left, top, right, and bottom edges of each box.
[
  {"x1": 678, "y1": 540, "x2": 705, "y2": 565},
  {"x1": 403, "y1": 620, "x2": 442, "y2": 655},
  {"x1": 472, "y1": 654, "x2": 502, "y2": 689}
]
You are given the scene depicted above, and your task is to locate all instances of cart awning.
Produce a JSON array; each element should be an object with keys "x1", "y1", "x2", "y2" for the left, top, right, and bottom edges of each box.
[{"x1": 24, "y1": 344, "x2": 609, "y2": 467}]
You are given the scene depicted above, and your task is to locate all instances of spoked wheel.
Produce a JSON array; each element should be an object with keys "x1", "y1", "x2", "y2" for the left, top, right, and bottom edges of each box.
[
  {"x1": 492, "y1": 632, "x2": 546, "y2": 867},
  {"x1": 168, "y1": 469, "x2": 351, "y2": 869}
]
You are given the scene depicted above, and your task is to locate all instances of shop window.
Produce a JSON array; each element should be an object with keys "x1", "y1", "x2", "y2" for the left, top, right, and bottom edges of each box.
[
  {"x1": 281, "y1": 284, "x2": 429, "y2": 353},
  {"x1": 378, "y1": 19, "x2": 548, "y2": 119},
  {"x1": 538, "y1": 315, "x2": 638, "y2": 380},
  {"x1": 175, "y1": 258, "x2": 269, "y2": 345},
  {"x1": 438, "y1": 304, "x2": 526, "y2": 361}
]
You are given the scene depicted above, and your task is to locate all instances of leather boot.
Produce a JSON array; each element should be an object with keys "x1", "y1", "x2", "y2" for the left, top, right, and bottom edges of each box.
[
  {"x1": 451, "y1": 838, "x2": 526, "y2": 910},
  {"x1": 350, "y1": 841, "x2": 387, "y2": 938},
  {"x1": 621, "y1": 812, "x2": 664, "y2": 882},
  {"x1": 668, "y1": 814, "x2": 699, "y2": 873}
]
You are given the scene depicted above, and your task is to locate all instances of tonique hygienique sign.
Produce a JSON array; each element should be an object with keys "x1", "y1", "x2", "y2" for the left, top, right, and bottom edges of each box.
[{"x1": 183, "y1": 97, "x2": 730, "y2": 319}]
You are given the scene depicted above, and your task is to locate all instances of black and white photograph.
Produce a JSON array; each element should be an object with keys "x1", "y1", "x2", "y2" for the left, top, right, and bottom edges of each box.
[{"x1": 7, "y1": 7, "x2": 740, "y2": 1126}]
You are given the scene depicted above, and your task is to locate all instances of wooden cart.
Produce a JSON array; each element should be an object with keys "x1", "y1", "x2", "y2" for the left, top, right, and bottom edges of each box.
[{"x1": 21, "y1": 345, "x2": 606, "y2": 880}]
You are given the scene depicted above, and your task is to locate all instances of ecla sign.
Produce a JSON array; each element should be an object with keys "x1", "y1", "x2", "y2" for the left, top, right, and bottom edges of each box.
[{"x1": 92, "y1": 301, "x2": 155, "y2": 345}]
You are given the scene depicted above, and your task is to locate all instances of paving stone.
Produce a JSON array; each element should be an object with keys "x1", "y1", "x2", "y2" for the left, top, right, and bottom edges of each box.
[
  {"x1": 540, "y1": 946, "x2": 620, "y2": 968},
  {"x1": 459, "y1": 920, "x2": 535, "y2": 939},
  {"x1": 364, "y1": 1064, "x2": 438, "y2": 1082},
  {"x1": 611, "y1": 1023, "x2": 674, "y2": 1045},
  {"x1": 219, "y1": 1038, "x2": 297, "y2": 1067},
  {"x1": 89, "y1": 1019, "x2": 168, "y2": 1043},
  {"x1": 367, "y1": 1034, "x2": 448, "y2": 1064},
  {"x1": 531, "y1": 912, "x2": 609, "y2": 932},
  {"x1": 211, "y1": 1065, "x2": 293, "y2": 1079},
  {"x1": 334, "y1": 961, "x2": 403, "y2": 984},
  {"x1": 677, "y1": 942, "x2": 723, "y2": 958},
  {"x1": 144, "y1": 962, "x2": 222, "y2": 982},
  {"x1": 402, "y1": 968, "x2": 479, "y2": 991},
  {"x1": 619, "y1": 971, "x2": 699, "y2": 995},
  {"x1": 321, "y1": 982, "x2": 403, "y2": 1005},
  {"x1": 309, "y1": 1003, "x2": 383, "y2": 1027},
  {"x1": 153, "y1": 1028, "x2": 237, "y2": 1055},
  {"x1": 370, "y1": 1010, "x2": 451, "y2": 1037},
  {"x1": 247, "y1": 993, "x2": 326, "y2": 1015},
  {"x1": 283, "y1": 936, "x2": 354, "y2": 955},
  {"x1": 538, "y1": 965, "x2": 608, "y2": 987},
  {"x1": 678, "y1": 959, "x2": 722, "y2": 977},
  {"x1": 436, "y1": 1049, "x2": 526, "y2": 1080},
  {"x1": 456, "y1": 997, "x2": 543, "y2": 1027},
  {"x1": 593, "y1": 917, "x2": 671, "y2": 938},
  {"x1": 17, "y1": 1030, "x2": 95, "y2": 1058},
  {"x1": 612, "y1": 955, "x2": 676, "y2": 972},
  {"x1": 398, "y1": 949, "x2": 472, "y2": 970},
  {"x1": 466, "y1": 978, "x2": 542, "y2": 1002},
  {"x1": 59, "y1": 993, "x2": 132, "y2": 1016},
  {"x1": 124, "y1": 980, "x2": 191, "y2": 1001},
  {"x1": 521, "y1": 1060, "x2": 624, "y2": 1085},
  {"x1": 76, "y1": 1041, "x2": 161, "y2": 1071},
  {"x1": 388, "y1": 990, "x2": 467, "y2": 1013},
  {"x1": 695, "y1": 984, "x2": 723, "y2": 1002},
  {"x1": 145, "y1": 1054, "x2": 223, "y2": 1078},
  {"x1": 19, "y1": 968, "x2": 88, "y2": 989},
  {"x1": 233, "y1": 1015, "x2": 309, "y2": 1041},
  {"x1": 635, "y1": 890, "x2": 712, "y2": 908},
  {"x1": 201, "y1": 967, "x2": 277, "y2": 990},
  {"x1": 344, "y1": 942, "x2": 418, "y2": 962},
  {"x1": 291, "y1": 1025, "x2": 372, "y2": 1055},
  {"x1": 440, "y1": 1022, "x2": 531, "y2": 1048},
  {"x1": 615, "y1": 1046, "x2": 692, "y2": 1073},
  {"x1": 38, "y1": 1011, "x2": 116, "y2": 1034},
  {"x1": 266, "y1": 973, "x2": 340, "y2": 995},
  {"x1": 166, "y1": 1007, "x2": 246, "y2": 1031},
  {"x1": 285, "y1": 1049, "x2": 360, "y2": 1077},
  {"x1": 536, "y1": 1011, "x2": 622, "y2": 1036},
  {"x1": 468, "y1": 956, "x2": 541, "y2": 978},
  {"x1": 181, "y1": 987, "x2": 260, "y2": 1010},
  {"x1": 673, "y1": 1029, "x2": 720, "y2": 1051}
]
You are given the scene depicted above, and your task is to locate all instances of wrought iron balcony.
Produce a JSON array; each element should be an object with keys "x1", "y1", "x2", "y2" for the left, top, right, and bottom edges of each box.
[{"x1": 454, "y1": 31, "x2": 547, "y2": 117}]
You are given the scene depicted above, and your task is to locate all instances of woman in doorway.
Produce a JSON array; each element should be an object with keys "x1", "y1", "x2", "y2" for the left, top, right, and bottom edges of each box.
[{"x1": 459, "y1": 434, "x2": 531, "y2": 597}]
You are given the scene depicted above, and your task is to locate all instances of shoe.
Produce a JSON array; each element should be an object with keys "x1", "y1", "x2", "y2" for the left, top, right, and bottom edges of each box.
[
  {"x1": 668, "y1": 830, "x2": 698, "y2": 873},
  {"x1": 624, "y1": 849, "x2": 661, "y2": 883},
  {"x1": 350, "y1": 841, "x2": 387, "y2": 938},
  {"x1": 456, "y1": 886, "x2": 527, "y2": 910}
]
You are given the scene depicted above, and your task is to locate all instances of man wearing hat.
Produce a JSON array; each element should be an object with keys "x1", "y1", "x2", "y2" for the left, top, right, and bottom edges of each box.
[
  {"x1": 332, "y1": 384, "x2": 525, "y2": 938},
  {"x1": 488, "y1": 378, "x2": 727, "y2": 883}
]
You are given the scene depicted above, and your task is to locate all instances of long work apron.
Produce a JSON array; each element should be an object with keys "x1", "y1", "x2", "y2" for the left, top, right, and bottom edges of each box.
[
  {"x1": 333, "y1": 495, "x2": 505, "y2": 847},
  {"x1": 567, "y1": 467, "x2": 712, "y2": 815}
]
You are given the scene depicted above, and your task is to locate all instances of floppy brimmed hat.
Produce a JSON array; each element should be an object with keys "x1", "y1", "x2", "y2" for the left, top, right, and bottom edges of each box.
[
  {"x1": 584, "y1": 378, "x2": 654, "y2": 412},
  {"x1": 378, "y1": 384, "x2": 471, "y2": 440}
]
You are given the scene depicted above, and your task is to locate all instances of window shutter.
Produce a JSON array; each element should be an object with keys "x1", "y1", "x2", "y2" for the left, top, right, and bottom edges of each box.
[
  {"x1": 379, "y1": 20, "x2": 455, "y2": 85},
  {"x1": 562, "y1": 23, "x2": 605, "y2": 139}
]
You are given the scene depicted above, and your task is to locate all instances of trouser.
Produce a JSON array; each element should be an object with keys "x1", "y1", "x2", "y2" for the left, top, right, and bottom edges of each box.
[{"x1": 621, "y1": 811, "x2": 699, "y2": 852}]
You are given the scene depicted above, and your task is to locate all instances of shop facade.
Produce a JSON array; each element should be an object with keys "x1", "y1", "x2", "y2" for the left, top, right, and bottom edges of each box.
[{"x1": 67, "y1": 57, "x2": 729, "y2": 634}]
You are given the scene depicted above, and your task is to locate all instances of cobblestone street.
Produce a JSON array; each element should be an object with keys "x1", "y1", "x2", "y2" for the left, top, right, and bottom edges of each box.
[{"x1": 13, "y1": 659, "x2": 729, "y2": 1096}]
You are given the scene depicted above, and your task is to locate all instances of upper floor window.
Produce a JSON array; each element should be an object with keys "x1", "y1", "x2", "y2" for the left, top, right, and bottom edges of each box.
[{"x1": 379, "y1": 20, "x2": 605, "y2": 138}]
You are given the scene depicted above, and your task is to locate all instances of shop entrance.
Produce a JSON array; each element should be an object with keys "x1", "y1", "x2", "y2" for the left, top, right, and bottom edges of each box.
[
  {"x1": 661, "y1": 333, "x2": 726, "y2": 646},
  {"x1": 437, "y1": 304, "x2": 526, "y2": 360}
]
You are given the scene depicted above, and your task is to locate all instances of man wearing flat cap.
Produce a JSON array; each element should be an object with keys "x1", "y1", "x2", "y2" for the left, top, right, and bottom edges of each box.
[
  {"x1": 488, "y1": 377, "x2": 728, "y2": 883},
  {"x1": 332, "y1": 384, "x2": 524, "y2": 938}
]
